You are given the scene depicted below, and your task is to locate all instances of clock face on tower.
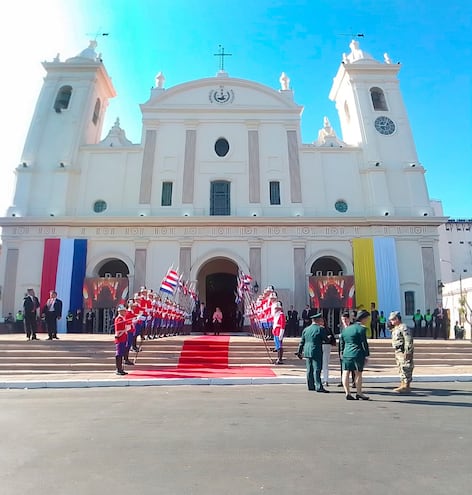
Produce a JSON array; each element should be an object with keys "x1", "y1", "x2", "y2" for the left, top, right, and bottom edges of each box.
[{"x1": 374, "y1": 116, "x2": 396, "y2": 135}]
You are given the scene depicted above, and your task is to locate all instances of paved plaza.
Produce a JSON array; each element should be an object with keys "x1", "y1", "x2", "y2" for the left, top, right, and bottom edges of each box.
[{"x1": 1, "y1": 383, "x2": 471, "y2": 495}]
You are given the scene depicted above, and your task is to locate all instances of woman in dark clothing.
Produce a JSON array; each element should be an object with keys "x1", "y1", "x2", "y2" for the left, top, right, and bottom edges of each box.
[{"x1": 339, "y1": 310, "x2": 370, "y2": 400}]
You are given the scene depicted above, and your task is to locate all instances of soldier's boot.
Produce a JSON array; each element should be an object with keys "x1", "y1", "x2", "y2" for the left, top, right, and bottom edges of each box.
[
  {"x1": 393, "y1": 381, "x2": 406, "y2": 393},
  {"x1": 115, "y1": 356, "x2": 127, "y2": 376},
  {"x1": 275, "y1": 348, "x2": 284, "y2": 365}
]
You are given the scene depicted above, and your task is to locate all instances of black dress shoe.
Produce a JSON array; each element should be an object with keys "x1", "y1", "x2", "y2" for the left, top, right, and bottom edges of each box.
[
  {"x1": 46, "y1": 337, "x2": 53, "y2": 340},
  {"x1": 116, "y1": 370, "x2": 128, "y2": 375},
  {"x1": 317, "y1": 388, "x2": 330, "y2": 393},
  {"x1": 53, "y1": 336, "x2": 59, "y2": 339},
  {"x1": 356, "y1": 393, "x2": 370, "y2": 401},
  {"x1": 346, "y1": 394, "x2": 358, "y2": 400},
  {"x1": 124, "y1": 360, "x2": 134, "y2": 366}
]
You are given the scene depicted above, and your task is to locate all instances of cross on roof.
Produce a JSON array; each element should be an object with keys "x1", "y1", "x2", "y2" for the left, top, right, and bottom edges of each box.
[
  {"x1": 85, "y1": 29, "x2": 110, "y2": 40},
  {"x1": 214, "y1": 45, "x2": 232, "y2": 71}
]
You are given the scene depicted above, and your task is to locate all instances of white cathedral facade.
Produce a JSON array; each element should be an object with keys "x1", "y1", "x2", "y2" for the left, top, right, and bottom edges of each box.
[{"x1": 0, "y1": 39, "x2": 446, "y2": 331}]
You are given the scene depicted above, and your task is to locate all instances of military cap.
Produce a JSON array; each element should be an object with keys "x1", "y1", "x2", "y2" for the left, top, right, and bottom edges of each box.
[
  {"x1": 356, "y1": 309, "x2": 371, "y2": 321},
  {"x1": 309, "y1": 311, "x2": 323, "y2": 320},
  {"x1": 388, "y1": 311, "x2": 401, "y2": 321}
]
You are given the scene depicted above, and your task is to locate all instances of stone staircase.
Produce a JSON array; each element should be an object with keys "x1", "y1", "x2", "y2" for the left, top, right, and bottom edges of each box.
[{"x1": 1, "y1": 334, "x2": 471, "y2": 376}]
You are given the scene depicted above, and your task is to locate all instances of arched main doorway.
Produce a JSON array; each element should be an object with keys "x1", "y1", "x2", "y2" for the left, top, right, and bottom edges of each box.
[
  {"x1": 197, "y1": 258, "x2": 239, "y2": 332},
  {"x1": 86, "y1": 258, "x2": 130, "y2": 333},
  {"x1": 310, "y1": 257, "x2": 346, "y2": 334}
]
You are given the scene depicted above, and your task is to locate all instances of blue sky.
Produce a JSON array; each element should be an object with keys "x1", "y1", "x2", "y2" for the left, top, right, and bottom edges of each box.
[{"x1": 1, "y1": 0, "x2": 471, "y2": 218}]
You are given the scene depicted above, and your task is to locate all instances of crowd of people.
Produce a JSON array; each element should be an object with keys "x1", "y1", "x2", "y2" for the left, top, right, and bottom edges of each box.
[
  {"x1": 112, "y1": 287, "x2": 192, "y2": 374},
  {"x1": 296, "y1": 307, "x2": 415, "y2": 398},
  {"x1": 11, "y1": 284, "x2": 440, "y2": 387},
  {"x1": 411, "y1": 306, "x2": 451, "y2": 339}
]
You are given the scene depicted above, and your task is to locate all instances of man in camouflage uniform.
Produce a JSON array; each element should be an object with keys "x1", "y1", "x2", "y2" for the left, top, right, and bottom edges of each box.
[{"x1": 388, "y1": 311, "x2": 414, "y2": 393}]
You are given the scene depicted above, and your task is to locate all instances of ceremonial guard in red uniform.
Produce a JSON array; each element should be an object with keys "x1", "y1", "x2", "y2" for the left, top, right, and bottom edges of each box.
[{"x1": 114, "y1": 305, "x2": 129, "y2": 375}]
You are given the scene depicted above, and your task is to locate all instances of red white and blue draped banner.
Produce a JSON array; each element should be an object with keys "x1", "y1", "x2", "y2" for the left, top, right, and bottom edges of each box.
[{"x1": 40, "y1": 239, "x2": 87, "y2": 333}]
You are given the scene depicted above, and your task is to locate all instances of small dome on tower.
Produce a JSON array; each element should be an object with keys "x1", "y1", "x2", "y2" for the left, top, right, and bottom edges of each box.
[{"x1": 66, "y1": 40, "x2": 99, "y2": 63}]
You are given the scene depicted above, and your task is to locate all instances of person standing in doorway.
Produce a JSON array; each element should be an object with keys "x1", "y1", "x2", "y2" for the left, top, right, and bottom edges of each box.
[
  {"x1": 296, "y1": 312, "x2": 329, "y2": 393},
  {"x1": 42, "y1": 290, "x2": 63, "y2": 340},
  {"x1": 23, "y1": 289, "x2": 40, "y2": 340},
  {"x1": 212, "y1": 307, "x2": 223, "y2": 335},
  {"x1": 388, "y1": 311, "x2": 414, "y2": 393},
  {"x1": 198, "y1": 302, "x2": 209, "y2": 334}
]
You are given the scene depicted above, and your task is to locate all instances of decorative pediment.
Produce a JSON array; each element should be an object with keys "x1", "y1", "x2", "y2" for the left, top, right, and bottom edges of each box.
[
  {"x1": 99, "y1": 118, "x2": 133, "y2": 147},
  {"x1": 141, "y1": 76, "x2": 302, "y2": 114},
  {"x1": 314, "y1": 117, "x2": 346, "y2": 147}
]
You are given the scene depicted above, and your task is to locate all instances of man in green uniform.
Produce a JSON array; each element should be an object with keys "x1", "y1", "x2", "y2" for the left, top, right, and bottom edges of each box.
[
  {"x1": 412, "y1": 309, "x2": 423, "y2": 337},
  {"x1": 15, "y1": 310, "x2": 24, "y2": 332},
  {"x1": 389, "y1": 311, "x2": 414, "y2": 393},
  {"x1": 424, "y1": 309, "x2": 433, "y2": 338},
  {"x1": 296, "y1": 312, "x2": 329, "y2": 393}
]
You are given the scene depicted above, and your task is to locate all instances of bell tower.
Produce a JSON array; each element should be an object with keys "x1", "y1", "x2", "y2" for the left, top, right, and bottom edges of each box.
[
  {"x1": 10, "y1": 41, "x2": 116, "y2": 217},
  {"x1": 329, "y1": 40, "x2": 431, "y2": 217},
  {"x1": 329, "y1": 40, "x2": 419, "y2": 165}
]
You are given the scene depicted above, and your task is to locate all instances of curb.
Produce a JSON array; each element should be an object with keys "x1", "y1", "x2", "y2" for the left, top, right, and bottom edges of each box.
[{"x1": 1, "y1": 374, "x2": 472, "y2": 390}]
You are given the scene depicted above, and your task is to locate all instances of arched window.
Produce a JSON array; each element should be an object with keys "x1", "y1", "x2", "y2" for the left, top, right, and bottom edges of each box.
[
  {"x1": 92, "y1": 98, "x2": 101, "y2": 125},
  {"x1": 370, "y1": 87, "x2": 388, "y2": 111},
  {"x1": 210, "y1": 181, "x2": 230, "y2": 215},
  {"x1": 54, "y1": 85, "x2": 72, "y2": 113}
]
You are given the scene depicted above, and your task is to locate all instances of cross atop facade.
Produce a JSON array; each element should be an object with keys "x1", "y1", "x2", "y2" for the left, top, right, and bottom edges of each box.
[
  {"x1": 214, "y1": 45, "x2": 232, "y2": 71},
  {"x1": 85, "y1": 29, "x2": 110, "y2": 40}
]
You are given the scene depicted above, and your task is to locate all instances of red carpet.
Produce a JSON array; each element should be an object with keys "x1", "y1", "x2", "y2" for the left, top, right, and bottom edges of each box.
[
  {"x1": 129, "y1": 335, "x2": 276, "y2": 379},
  {"x1": 178, "y1": 335, "x2": 230, "y2": 368}
]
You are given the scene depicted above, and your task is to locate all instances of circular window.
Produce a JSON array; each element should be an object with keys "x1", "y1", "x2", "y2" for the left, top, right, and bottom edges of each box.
[
  {"x1": 214, "y1": 138, "x2": 230, "y2": 157},
  {"x1": 335, "y1": 200, "x2": 348, "y2": 213},
  {"x1": 93, "y1": 200, "x2": 107, "y2": 213}
]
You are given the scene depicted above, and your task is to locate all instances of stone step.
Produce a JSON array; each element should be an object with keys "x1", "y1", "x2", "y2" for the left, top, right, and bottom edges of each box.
[{"x1": 0, "y1": 336, "x2": 470, "y2": 376}]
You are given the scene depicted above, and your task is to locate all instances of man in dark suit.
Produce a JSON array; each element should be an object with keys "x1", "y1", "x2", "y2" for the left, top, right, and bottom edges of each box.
[
  {"x1": 287, "y1": 305, "x2": 299, "y2": 337},
  {"x1": 301, "y1": 305, "x2": 311, "y2": 329},
  {"x1": 197, "y1": 301, "x2": 209, "y2": 334},
  {"x1": 42, "y1": 290, "x2": 63, "y2": 340},
  {"x1": 23, "y1": 288, "x2": 40, "y2": 340},
  {"x1": 296, "y1": 312, "x2": 329, "y2": 393}
]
